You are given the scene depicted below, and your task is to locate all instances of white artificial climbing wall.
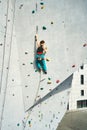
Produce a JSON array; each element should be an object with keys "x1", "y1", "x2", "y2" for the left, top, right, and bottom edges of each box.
[
  {"x1": 14, "y1": 0, "x2": 87, "y2": 111},
  {"x1": 0, "y1": 0, "x2": 87, "y2": 130}
]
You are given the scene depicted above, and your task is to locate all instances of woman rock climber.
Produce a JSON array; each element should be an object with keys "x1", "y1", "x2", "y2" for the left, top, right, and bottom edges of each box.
[{"x1": 35, "y1": 34, "x2": 47, "y2": 74}]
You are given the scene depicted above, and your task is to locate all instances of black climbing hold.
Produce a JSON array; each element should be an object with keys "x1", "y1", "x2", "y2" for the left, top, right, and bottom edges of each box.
[
  {"x1": 25, "y1": 85, "x2": 28, "y2": 88},
  {"x1": 22, "y1": 63, "x2": 25, "y2": 65},
  {"x1": 40, "y1": 88, "x2": 44, "y2": 90},
  {"x1": 51, "y1": 21, "x2": 53, "y2": 24},
  {"x1": 30, "y1": 62, "x2": 33, "y2": 64},
  {"x1": 32, "y1": 10, "x2": 35, "y2": 14},
  {"x1": 27, "y1": 96, "x2": 29, "y2": 98},
  {"x1": 42, "y1": 26, "x2": 47, "y2": 30},
  {"x1": 19, "y1": 4, "x2": 23, "y2": 9},
  {"x1": 25, "y1": 52, "x2": 28, "y2": 54},
  {"x1": 0, "y1": 43, "x2": 3, "y2": 46},
  {"x1": 27, "y1": 74, "x2": 30, "y2": 77},
  {"x1": 8, "y1": 19, "x2": 10, "y2": 22},
  {"x1": 12, "y1": 94, "x2": 15, "y2": 96}
]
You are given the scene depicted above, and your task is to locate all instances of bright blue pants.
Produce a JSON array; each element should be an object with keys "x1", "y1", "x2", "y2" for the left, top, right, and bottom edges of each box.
[{"x1": 36, "y1": 54, "x2": 47, "y2": 71}]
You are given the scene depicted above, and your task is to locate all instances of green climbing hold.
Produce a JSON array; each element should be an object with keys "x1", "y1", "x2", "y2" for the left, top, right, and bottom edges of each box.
[
  {"x1": 30, "y1": 62, "x2": 33, "y2": 64},
  {"x1": 32, "y1": 10, "x2": 35, "y2": 14},
  {"x1": 48, "y1": 77, "x2": 51, "y2": 80},
  {"x1": 35, "y1": 69, "x2": 38, "y2": 72},
  {"x1": 28, "y1": 121, "x2": 31, "y2": 124},
  {"x1": 17, "y1": 123, "x2": 20, "y2": 126},
  {"x1": 42, "y1": 26, "x2": 47, "y2": 30},
  {"x1": 40, "y1": 2, "x2": 44, "y2": 5}
]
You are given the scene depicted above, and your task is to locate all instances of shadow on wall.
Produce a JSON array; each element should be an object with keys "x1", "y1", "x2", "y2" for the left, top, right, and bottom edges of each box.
[{"x1": 26, "y1": 74, "x2": 73, "y2": 112}]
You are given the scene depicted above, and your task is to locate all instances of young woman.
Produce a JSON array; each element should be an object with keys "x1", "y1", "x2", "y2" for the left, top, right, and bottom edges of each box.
[{"x1": 35, "y1": 35, "x2": 47, "y2": 74}]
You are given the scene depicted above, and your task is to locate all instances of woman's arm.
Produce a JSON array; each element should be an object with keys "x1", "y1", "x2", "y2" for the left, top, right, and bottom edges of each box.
[
  {"x1": 43, "y1": 45, "x2": 47, "y2": 53},
  {"x1": 35, "y1": 34, "x2": 40, "y2": 48}
]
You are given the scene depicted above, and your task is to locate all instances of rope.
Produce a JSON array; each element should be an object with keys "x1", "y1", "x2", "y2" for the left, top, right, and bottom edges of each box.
[{"x1": 0, "y1": 0, "x2": 16, "y2": 129}]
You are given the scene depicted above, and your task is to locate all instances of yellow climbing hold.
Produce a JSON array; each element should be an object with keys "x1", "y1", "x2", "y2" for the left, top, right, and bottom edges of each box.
[
  {"x1": 47, "y1": 81, "x2": 52, "y2": 84},
  {"x1": 46, "y1": 58, "x2": 50, "y2": 61},
  {"x1": 41, "y1": 6, "x2": 44, "y2": 9}
]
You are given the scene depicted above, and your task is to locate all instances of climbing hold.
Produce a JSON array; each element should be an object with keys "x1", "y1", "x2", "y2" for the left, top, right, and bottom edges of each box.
[
  {"x1": 27, "y1": 96, "x2": 29, "y2": 98},
  {"x1": 35, "y1": 69, "x2": 38, "y2": 72},
  {"x1": 25, "y1": 85, "x2": 28, "y2": 88},
  {"x1": 12, "y1": 94, "x2": 15, "y2": 96},
  {"x1": 49, "y1": 89, "x2": 52, "y2": 91},
  {"x1": 12, "y1": 79, "x2": 14, "y2": 82},
  {"x1": 41, "y1": 6, "x2": 44, "y2": 9},
  {"x1": 30, "y1": 62, "x2": 33, "y2": 64},
  {"x1": 8, "y1": 19, "x2": 10, "y2": 22},
  {"x1": 46, "y1": 58, "x2": 50, "y2": 61},
  {"x1": 45, "y1": 124, "x2": 47, "y2": 127},
  {"x1": 72, "y1": 64, "x2": 75, "y2": 68},
  {"x1": 38, "y1": 115, "x2": 40, "y2": 117},
  {"x1": 37, "y1": 95, "x2": 40, "y2": 98},
  {"x1": 19, "y1": 4, "x2": 23, "y2": 9},
  {"x1": 40, "y1": 2, "x2": 44, "y2": 5},
  {"x1": 29, "y1": 124, "x2": 31, "y2": 127},
  {"x1": 48, "y1": 77, "x2": 51, "y2": 80},
  {"x1": 27, "y1": 74, "x2": 30, "y2": 77},
  {"x1": 28, "y1": 121, "x2": 31, "y2": 124},
  {"x1": 22, "y1": 63, "x2": 25, "y2": 66},
  {"x1": 17, "y1": 123, "x2": 20, "y2": 126},
  {"x1": 42, "y1": 26, "x2": 47, "y2": 30},
  {"x1": 32, "y1": 10, "x2": 35, "y2": 14},
  {"x1": 83, "y1": 43, "x2": 87, "y2": 47},
  {"x1": 51, "y1": 21, "x2": 53, "y2": 24},
  {"x1": 40, "y1": 88, "x2": 44, "y2": 90},
  {"x1": 25, "y1": 52, "x2": 28, "y2": 54},
  {"x1": 56, "y1": 80, "x2": 60, "y2": 83},
  {"x1": 0, "y1": 43, "x2": 3, "y2": 46},
  {"x1": 47, "y1": 81, "x2": 52, "y2": 84}
]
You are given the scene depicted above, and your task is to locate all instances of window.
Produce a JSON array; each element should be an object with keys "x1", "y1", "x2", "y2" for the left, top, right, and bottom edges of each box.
[
  {"x1": 81, "y1": 90, "x2": 84, "y2": 96},
  {"x1": 80, "y1": 75, "x2": 84, "y2": 85},
  {"x1": 80, "y1": 65, "x2": 84, "y2": 69},
  {"x1": 77, "y1": 100, "x2": 87, "y2": 108}
]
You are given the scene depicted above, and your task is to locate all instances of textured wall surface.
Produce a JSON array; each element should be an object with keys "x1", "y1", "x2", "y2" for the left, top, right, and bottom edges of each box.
[{"x1": 0, "y1": 0, "x2": 87, "y2": 130}]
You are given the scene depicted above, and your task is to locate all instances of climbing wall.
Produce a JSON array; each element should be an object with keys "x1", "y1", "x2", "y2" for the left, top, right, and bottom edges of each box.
[
  {"x1": 0, "y1": 0, "x2": 24, "y2": 130},
  {"x1": 0, "y1": 0, "x2": 87, "y2": 130},
  {"x1": 14, "y1": 0, "x2": 87, "y2": 111}
]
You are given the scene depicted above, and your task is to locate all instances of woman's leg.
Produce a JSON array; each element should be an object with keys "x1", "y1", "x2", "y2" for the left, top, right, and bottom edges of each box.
[
  {"x1": 36, "y1": 60, "x2": 41, "y2": 71},
  {"x1": 41, "y1": 60, "x2": 47, "y2": 73}
]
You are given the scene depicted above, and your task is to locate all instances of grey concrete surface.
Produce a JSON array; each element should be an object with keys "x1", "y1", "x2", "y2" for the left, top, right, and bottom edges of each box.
[{"x1": 57, "y1": 110, "x2": 87, "y2": 130}]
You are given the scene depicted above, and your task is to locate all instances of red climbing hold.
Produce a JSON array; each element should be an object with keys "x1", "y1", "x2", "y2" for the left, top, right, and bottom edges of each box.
[
  {"x1": 83, "y1": 43, "x2": 87, "y2": 47},
  {"x1": 72, "y1": 64, "x2": 75, "y2": 68},
  {"x1": 56, "y1": 80, "x2": 60, "y2": 83}
]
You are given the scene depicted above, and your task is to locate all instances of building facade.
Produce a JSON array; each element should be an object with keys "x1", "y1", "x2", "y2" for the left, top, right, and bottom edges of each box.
[{"x1": 68, "y1": 64, "x2": 87, "y2": 111}]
